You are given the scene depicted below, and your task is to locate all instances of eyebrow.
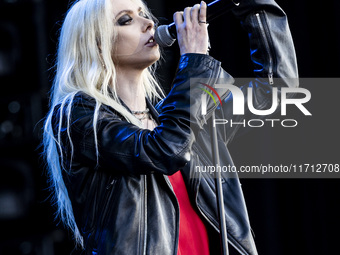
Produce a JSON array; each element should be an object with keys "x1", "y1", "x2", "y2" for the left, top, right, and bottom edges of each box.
[{"x1": 115, "y1": 7, "x2": 142, "y2": 19}]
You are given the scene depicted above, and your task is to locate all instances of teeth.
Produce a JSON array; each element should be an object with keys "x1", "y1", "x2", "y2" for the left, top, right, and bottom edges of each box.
[{"x1": 148, "y1": 39, "x2": 154, "y2": 43}]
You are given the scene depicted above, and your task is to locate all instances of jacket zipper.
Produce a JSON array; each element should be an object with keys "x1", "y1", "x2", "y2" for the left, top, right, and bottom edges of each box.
[
  {"x1": 192, "y1": 149, "x2": 250, "y2": 254},
  {"x1": 195, "y1": 180, "x2": 249, "y2": 255},
  {"x1": 255, "y1": 12, "x2": 274, "y2": 85},
  {"x1": 163, "y1": 175, "x2": 180, "y2": 255},
  {"x1": 106, "y1": 178, "x2": 117, "y2": 189},
  {"x1": 101, "y1": 177, "x2": 120, "y2": 230},
  {"x1": 141, "y1": 175, "x2": 147, "y2": 255},
  {"x1": 191, "y1": 149, "x2": 221, "y2": 230}
]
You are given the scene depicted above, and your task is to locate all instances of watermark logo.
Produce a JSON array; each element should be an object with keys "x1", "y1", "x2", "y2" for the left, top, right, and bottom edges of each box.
[
  {"x1": 200, "y1": 82, "x2": 311, "y2": 128},
  {"x1": 199, "y1": 83, "x2": 223, "y2": 115}
]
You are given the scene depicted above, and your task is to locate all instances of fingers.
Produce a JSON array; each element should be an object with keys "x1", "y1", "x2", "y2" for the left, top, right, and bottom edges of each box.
[
  {"x1": 173, "y1": 1, "x2": 209, "y2": 55},
  {"x1": 190, "y1": 4, "x2": 201, "y2": 24},
  {"x1": 183, "y1": 6, "x2": 192, "y2": 24},
  {"x1": 173, "y1": 1, "x2": 207, "y2": 26},
  {"x1": 198, "y1": 1, "x2": 207, "y2": 23},
  {"x1": 173, "y1": 11, "x2": 184, "y2": 26}
]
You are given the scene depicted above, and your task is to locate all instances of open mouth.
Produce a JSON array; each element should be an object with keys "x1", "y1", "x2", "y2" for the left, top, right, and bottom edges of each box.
[{"x1": 146, "y1": 36, "x2": 156, "y2": 45}]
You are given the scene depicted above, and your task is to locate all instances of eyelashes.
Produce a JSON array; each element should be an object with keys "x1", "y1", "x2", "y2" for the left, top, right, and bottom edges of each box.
[
  {"x1": 117, "y1": 11, "x2": 151, "y2": 26},
  {"x1": 117, "y1": 15, "x2": 133, "y2": 25}
]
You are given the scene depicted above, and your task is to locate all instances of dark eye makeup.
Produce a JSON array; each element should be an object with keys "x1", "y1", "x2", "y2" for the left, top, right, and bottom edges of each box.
[
  {"x1": 117, "y1": 15, "x2": 133, "y2": 25},
  {"x1": 116, "y1": 10, "x2": 150, "y2": 26}
]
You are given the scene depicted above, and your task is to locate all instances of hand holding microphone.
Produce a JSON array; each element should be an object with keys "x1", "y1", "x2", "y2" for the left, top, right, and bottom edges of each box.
[
  {"x1": 173, "y1": 1, "x2": 209, "y2": 55},
  {"x1": 154, "y1": 0, "x2": 239, "y2": 49}
]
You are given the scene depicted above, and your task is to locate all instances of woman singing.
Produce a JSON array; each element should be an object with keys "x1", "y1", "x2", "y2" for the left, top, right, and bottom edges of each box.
[{"x1": 42, "y1": 0, "x2": 298, "y2": 254}]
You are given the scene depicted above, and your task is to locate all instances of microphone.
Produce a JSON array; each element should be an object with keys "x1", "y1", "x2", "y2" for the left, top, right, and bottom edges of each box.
[{"x1": 154, "y1": 0, "x2": 240, "y2": 47}]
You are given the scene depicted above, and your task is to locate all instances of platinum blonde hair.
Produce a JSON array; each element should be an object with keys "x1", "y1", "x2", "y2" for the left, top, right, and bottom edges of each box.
[{"x1": 43, "y1": 0, "x2": 163, "y2": 247}]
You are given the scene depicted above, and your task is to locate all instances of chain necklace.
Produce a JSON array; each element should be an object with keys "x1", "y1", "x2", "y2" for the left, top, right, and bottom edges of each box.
[
  {"x1": 131, "y1": 108, "x2": 149, "y2": 115},
  {"x1": 132, "y1": 108, "x2": 150, "y2": 121},
  {"x1": 132, "y1": 107, "x2": 157, "y2": 130}
]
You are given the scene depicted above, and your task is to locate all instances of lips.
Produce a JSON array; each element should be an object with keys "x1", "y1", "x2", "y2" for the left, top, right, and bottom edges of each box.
[{"x1": 145, "y1": 36, "x2": 157, "y2": 46}]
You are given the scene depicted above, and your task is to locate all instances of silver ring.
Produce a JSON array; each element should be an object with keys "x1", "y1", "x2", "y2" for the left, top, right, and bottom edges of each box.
[
  {"x1": 198, "y1": 20, "x2": 207, "y2": 24},
  {"x1": 232, "y1": 0, "x2": 240, "y2": 6}
]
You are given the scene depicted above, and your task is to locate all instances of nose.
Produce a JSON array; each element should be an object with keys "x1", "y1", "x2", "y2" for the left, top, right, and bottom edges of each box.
[{"x1": 143, "y1": 18, "x2": 154, "y2": 32}]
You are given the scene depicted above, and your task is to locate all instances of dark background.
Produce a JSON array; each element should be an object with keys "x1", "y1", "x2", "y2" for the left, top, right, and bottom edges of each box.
[{"x1": 0, "y1": 0, "x2": 339, "y2": 254}]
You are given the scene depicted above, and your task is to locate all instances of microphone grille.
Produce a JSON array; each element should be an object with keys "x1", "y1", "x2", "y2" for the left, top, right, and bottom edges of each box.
[{"x1": 154, "y1": 25, "x2": 176, "y2": 47}]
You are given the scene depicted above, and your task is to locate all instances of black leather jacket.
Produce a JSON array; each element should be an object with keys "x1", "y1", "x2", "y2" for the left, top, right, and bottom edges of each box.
[{"x1": 54, "y1": 0, "x2": 298, "y2": 254}]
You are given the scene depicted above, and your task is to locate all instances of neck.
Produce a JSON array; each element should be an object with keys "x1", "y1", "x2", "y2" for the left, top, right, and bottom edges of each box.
[{"x1": 115, "y1": 68, "x2": 146, "y2": 112}]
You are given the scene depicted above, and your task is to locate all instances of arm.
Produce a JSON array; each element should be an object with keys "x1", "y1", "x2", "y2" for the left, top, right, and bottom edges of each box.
[
  {"x1": 220, "y1": 0, "x2": 299, "y2": 143},
  {"x1": 234, "y1": 0, "x2": 298, "y2": 81},
  {"x1": 59, "y1": 55, "x2": 223, "y2": 176}
]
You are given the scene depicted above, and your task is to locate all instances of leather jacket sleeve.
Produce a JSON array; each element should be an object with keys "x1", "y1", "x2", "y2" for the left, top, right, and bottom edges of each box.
[
  {"x1": 215, "y1": 0, "x2": 299, "y2": 143},
  {"x1": 55, "y1": 54, "x2": 231, "y2": 176},
  {"x1": 184, "y1": 1, "x2": 298, "y2": 254}
]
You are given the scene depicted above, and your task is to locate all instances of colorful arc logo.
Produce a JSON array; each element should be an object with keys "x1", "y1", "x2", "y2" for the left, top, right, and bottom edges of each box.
[{"x1": 199, "y1": 83, "x2": 223, "y2": 106}]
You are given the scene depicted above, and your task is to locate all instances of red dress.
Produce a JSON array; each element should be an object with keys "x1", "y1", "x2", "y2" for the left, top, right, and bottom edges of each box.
[{"x1": 168, "y1": 171, "x2": 210, "y2": 255}]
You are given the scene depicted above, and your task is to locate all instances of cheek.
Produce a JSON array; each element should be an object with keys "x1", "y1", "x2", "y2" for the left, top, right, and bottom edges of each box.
[{"x1": 114, "y1": 32, "x2": 141, "y2": 56}]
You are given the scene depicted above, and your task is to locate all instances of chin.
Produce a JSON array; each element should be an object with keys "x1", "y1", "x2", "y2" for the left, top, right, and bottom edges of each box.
[
  {"x1": 152, "y1": 54, "x2": 161, "y2": 64},
  {"x1": 145, "y1": 52, "x2": 161, "y2": 67}
]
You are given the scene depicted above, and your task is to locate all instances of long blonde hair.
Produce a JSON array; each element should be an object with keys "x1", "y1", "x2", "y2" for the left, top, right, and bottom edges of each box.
[{"x1": 43, "y1": 0, "x2": 163, "y2": 247}]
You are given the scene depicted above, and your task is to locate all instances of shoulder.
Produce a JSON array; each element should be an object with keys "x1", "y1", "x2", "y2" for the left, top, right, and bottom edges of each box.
[
  {"x1": 52, "y1": 92, "x2": 96, "y2": 120},
  {"x1": 52, "y1": 92, "x2": 123, "y2": 127},
  {"x1": 73, "y1": 91, "x2": 96, "y2": 108}
]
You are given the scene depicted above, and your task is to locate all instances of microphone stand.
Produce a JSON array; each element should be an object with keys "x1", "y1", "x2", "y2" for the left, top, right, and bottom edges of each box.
[
  {"x1": 207, "y1": 2, "x2": 241, "y2": 253},
  {"x1": 205, "y1": 2, "x2": 241, "y2": 252},
  {"x1": 210, "y1": 111, "x2": 229, "y2": 255}
]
